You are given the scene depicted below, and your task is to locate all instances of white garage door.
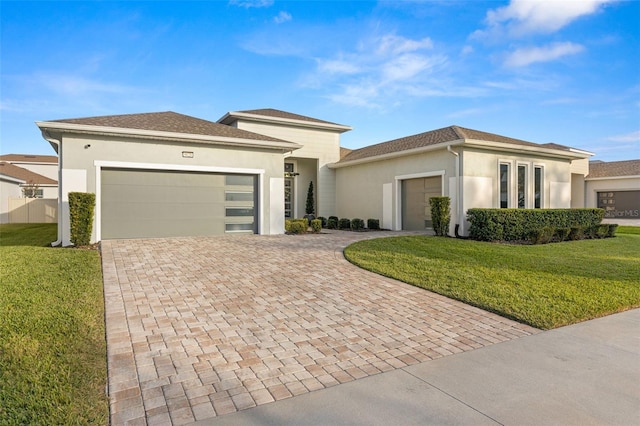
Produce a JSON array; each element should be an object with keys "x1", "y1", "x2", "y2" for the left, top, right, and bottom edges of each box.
[{"x1": 101, "y1": 168, "x2": 257, "y2": 239}]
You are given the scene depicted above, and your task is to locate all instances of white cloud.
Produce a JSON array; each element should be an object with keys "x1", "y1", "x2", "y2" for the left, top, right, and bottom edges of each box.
[
  {"x1": 376, "y1": 34, "x2": 433, "y2": 55},
  {"x1": 482, "y1": 0, "x2": 615, "y2": 37},
  {"x1": 504, "y1": 42, "x2": 584, "y2": 67},
  {"x1": 37, "y1": 73, "x2": 134, "y2": 96},
  {"x1": 607, "y1": 130, "x2": 640, "y2": 142},
  {"x1": 317, "y1": 59, "x2": 361, "y2": 75},
  {"x1": 273, "y1": 11, "x2": 292, "y2": 24},
  {"x1": 228, "y1": 0, "x2": 273, "y2": 8}
]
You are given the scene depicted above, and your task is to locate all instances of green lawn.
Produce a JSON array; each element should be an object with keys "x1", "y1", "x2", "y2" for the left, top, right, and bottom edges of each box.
[
  {"x1": 344, "y1": 229, "x2": 640, "y2": 329},
  {"x1": 0, "y1": 224, "x2": 108, "y2": 425}
]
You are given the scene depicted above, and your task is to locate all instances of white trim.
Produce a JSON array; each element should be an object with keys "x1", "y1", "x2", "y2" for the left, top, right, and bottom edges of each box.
[
  {"x1": 94, "y1": 160, "x2": 265, "y2": 175},
  {"x1": 498, "y1": 160, "x2": 513, "y2": 208},
  {"x1": 219, "y1": 111, "x2": 352, "y2": 133},
  {"x1": 0, "y1": 175, "x2": 26, "y2": 184},
  {"x1": 533, "y1": 163, "x2": 545, "y2": 209},
  {"x1": 93, "y1": 160, "x2": 266, "y2": 241},
  {"x1": 585, "y1": 175, "x2": 640, "y2": 181},
  {"x1": 394, "y1": 170, "x2": 445, "y2": 231},
  {"x1": 516, "y1": 161, "x2": 529, "y2": 208}
]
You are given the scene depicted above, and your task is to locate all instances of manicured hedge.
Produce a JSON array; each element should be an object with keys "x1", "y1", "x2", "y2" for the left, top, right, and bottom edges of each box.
[
  {"x1": 69, "y1": 192, "x2": 95, "y2": 246},
  {"x1": 338, "y1": 218, "x2": 351, "y2": 230},
  {"x1": 310, "y1": 219, "x2": 322, "y2": 233},
  {"x1": 367, "y1": 219, "x2": 380, "y2": 230},
  {"x1": 467, "y1": 208, "x2": 605, "y2": 241},
  {"x1": 351, "y1": 218, "x2": 364, "y2": 231},
  {"x1": 429, "y1": 197, "x2": 450, "y2": 237},
  {"x1": 285, "y1": 219, "x2": 308, "y2": 234}
]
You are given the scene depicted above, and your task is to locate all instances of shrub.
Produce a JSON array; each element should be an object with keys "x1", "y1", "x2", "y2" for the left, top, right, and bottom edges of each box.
[
  {"x1": 529, "y1": 227, "x2": 555, "y2": 244},
  {"x1": 339, "y1": 218, "x2": 351, "y2": 230},
  {"x1": 285, "y1": 219, "x2": 308, "y2": 234},
  {"x1": 327, "y1": 217, "x2": 339, "y2": 230},
  {"x1": 306, "y1": 181, "x2": 315, "y2": 215},
  {"x1": 429, "y1": 197, "x2": 450, "y2": 237},
  {"x1": 317, "y1": 216, "x2": 327, "y2": 228},
  {"x1": 367, "y1": 218, "x2": 380, "y2": 230},
  {"x1": 607, "y1": 224, "x2": 619, "y2": 237},
  {"x1": 596, "y1": 224, "x2": 610, "y2": 239},
  {"x1": 555, "y1": 228, "x2": 571, "y2": 242},
  {"x1": 311, "y1": 219, "x2": 322, "y2": 233},
  {"x1": 467, "y1": 208, "x2": 604, "y2": 241},
  {"x1": 568, "y1": 227, "x2": 584, "y2": 241},
  {"x1": 69, "y1": 192, "x2": 95, "y2": 246},
  {"x1": 351, "y1": 218, "x2": 364, "y2": 231}
]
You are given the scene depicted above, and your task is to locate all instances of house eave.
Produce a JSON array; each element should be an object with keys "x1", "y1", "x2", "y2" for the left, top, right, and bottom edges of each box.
[
  {"x1": 585, "y1": 175, "x2": 640, "y2": 181},
  {"x1": 329, "y1": 141, "x2": 464, "y2": 169},
  {"x1": 35, "y1": 121, "x2": 303, "y2": 152},
  {"x1": 463, "y1": 139, "x2": 593, "y2": 159},
  {"x1": 218, "y1": 112, "x2": 352, "y2": 133}
]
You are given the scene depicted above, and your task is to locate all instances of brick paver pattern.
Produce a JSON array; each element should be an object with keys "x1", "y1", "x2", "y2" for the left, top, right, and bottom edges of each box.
[{"x1": 101, "y1": 231, "x2": 539, "y2": 425}]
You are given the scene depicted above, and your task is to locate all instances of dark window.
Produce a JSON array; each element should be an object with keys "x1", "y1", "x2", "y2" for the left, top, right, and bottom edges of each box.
[
  {"x1": 500, "y1": 163, "x2": 509, "y2": 208},
  {"x1": 534, "y1": 167, "x2": 542, "y2": 208},
  {"x1": 517, "y1": 165, "x2": 526, "y2": 208}
]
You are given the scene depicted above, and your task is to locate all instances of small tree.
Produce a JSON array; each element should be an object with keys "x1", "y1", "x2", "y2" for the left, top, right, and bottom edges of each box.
[
  {"x1": 305, "y1": 181, "x2": 315, "y2": 215},
  {"x1": 22, "y1": 180, "x2": 40, "y2": 198},
  {"x1": 430, "y1": 196, "x2": 451, "y2": 237}
]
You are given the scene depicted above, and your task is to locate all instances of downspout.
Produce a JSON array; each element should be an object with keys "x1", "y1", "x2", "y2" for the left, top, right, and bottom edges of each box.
[
  {"x1": 41, "y1": 129, "x2": 63, "y2": 247},
  {"x1": 447, "y1": 145, "x2": 464, "y2": 237}
]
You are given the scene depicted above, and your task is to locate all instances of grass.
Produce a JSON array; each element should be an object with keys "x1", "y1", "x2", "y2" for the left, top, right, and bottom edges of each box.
[
  {"x1": 0, "y1": 224, "x2": 108, "y2": 425},
  {"x1": 344, "y1": 230, "x2": 640, "y2": 330},
  {"x1": 618, "y1": 225, "x2": 640, "y2": 235}
]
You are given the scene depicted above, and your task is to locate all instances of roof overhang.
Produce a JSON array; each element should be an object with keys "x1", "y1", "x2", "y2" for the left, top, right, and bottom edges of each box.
[
  {"x1": 218, "y1": 111, "x2": 352, "y2": 133},
  {"x1": 0, "y1": 174, "x2": 26, "y2": 184},
  {"x1": 35, "y1": 121, "x2": 303, "y2": 152},
  {"x1": 330, "y1": 138, "x2": 593, "y2": 169},
  {"x1": 585, "y1": 175, "x2": 640, "y2": 181}
]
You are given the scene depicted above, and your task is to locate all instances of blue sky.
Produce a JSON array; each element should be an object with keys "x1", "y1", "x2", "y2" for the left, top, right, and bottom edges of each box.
[{"x1": 1, "y1": 0, "x2": 638, "y2": 161}]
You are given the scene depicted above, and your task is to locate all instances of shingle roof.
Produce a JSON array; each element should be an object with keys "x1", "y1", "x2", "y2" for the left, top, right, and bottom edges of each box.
[
  {"x1": 587, "y1": 159, "x2": 640, "y2": 178},
  {"x1": 340, "y1": 147, "x2": 353, "y2": 160},
  {"x1": 237, "y1": 108, "x2": 344, "y2": 126},
  {"x1": 339, "y1": 125, "x2": 572, "y2": 163},
  {"x1": 0, "y1": 154, "x2": 58, "y2": 163},
  {"x1": 0, "y1": 162, "x2": 57, "y2": 185},
  {"x1": 49, "y1": 111, "x2": 286, "y2": 143}
]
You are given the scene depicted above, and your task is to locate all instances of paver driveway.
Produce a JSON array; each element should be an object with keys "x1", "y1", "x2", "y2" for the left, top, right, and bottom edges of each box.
[{"x1": 101, "y1": 231, "x2": 539, "y2": 425}]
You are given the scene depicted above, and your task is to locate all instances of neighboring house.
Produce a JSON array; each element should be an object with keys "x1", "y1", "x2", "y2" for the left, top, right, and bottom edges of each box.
[
  {"x1": 585, "y1": 159, "x2": 640, "y2": 220},
  {"x1": 0, "y1": 154, "x2": 59, "y2": 181},
  {"x1": 35, "y1": 109, "x2": 632, "y2": 245},
  {"x1": 0, "y1": 161, "x2": 58, "y2": 223}
]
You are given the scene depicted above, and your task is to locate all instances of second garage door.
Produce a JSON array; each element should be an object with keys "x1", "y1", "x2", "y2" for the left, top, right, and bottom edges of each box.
[
  {"x1": 401, "y1": 176, "x2": 442, "y2": 231},
  {"x1": 101, "y1": 168, "x2": 257, "y2": 239}
]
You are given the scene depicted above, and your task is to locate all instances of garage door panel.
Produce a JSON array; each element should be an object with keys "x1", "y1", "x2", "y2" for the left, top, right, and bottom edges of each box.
[
  {"x1": 402, "y1": 176, "x2": 442, "y2": 231},
  {"x1": 101, "y1": 168, "x2": 256, "y2": 239}
]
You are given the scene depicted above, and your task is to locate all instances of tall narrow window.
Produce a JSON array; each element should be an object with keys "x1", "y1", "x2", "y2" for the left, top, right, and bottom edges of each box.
[
  {"x1": 500, "y1": 163, "x2": 509, "y2": 208},
  {"x1": 517, "y1": 164, "x2": 527, "y2": 208},
  {"x1": 534, "y1": 166, "x2": 542, "y2": 209}
]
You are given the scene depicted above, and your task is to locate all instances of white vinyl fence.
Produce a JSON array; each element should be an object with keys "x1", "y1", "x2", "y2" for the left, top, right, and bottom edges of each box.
[{"x1": 8, "y1": 198, "x2": 57, "y2": 223}]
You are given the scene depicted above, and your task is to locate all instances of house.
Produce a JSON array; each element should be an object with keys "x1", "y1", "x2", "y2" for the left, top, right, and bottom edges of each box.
[
  {"x1": 35, "y1": 109, "x2": 634, "y2": 245},
  {"x1": 585, "y1": 160, "x2": 640, "y2": 220},
  {"x1": 0, "y1": 157, "x2": 58, "y2": 224}
]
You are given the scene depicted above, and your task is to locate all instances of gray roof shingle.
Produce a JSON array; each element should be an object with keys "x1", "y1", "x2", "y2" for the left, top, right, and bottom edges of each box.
[
  {"x1": 49, "y1": 111, "x2": 287, "y2": 143},
  {"x1": 588, "y1": 159, "x2": 640, "y2": 178},
  {"x1": 339, "y1": 125, "x2": 573, "y2": 163},
  {"x1": 0, "y1": 154, "x2": 58, "y2": 163},
  {"x1": 237, "y1": 108, "x2": 344, "y2": 126}
]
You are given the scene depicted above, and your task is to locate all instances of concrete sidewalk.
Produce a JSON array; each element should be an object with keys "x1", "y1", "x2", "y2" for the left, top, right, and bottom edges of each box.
[{"x1": 198, "y1": 309, "x2": 640, "y2": 425}]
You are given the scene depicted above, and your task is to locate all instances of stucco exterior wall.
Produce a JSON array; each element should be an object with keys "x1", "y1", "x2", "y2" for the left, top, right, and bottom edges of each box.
[
  {"x1": 15, "y1": 162, "x2": 58, "y2": 180},
  {"x1": 335, "y1": 149, "x2": 456, "y2": 230},
  {"x1": 235, "y1": 121, "x2": 342, "y2": 217},
  {"x1": 585, "y1": 177, "x2": 640, "y2": 219},
  {"x1": 58, "y1": 133, "x2": 286, "y2": 244},
  {"x1": 461, "y1": 148, "x2": 572, "y2": 210}
]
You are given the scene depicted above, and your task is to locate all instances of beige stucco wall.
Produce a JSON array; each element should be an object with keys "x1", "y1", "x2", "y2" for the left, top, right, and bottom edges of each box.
[
  {"x1": 585, "y1": 177, "x2": 640, "y2": 208},
  {"x1": 15, "y1": 162, "x2": 58, "y2": 180},
  {"x1": 462, "y1": 148, "x2": 572, "y2": 210},
  {"x1": 58, "y1": 133, "x2": 286, "y2": 244},
  {"x1": 235, "y1": 121, "x2": 342, "y2": 217},
  {"x1": 335, "y1": 149, "x2": 456, "y2": 230}
]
